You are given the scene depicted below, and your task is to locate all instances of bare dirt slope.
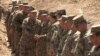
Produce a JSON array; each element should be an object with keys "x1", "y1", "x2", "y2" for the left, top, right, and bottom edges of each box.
[
  {"x1": 0, "y1": 20, "x2": 11, "y2": 56},
  {"x1": 28, "y1": 0, "x2": 100, "y2": 24},
  {"x1": 2, "y1": 0, "x2": 100, "y2": 24}
]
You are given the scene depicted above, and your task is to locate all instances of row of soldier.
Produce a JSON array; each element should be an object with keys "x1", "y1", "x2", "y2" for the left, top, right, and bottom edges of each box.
[{"x1": 2, "y1": 2, "x2": 100, "y2": 56}]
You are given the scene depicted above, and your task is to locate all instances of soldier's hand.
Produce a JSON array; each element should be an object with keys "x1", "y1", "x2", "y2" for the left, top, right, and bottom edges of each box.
[{"x1": 34, "y1": 34, "x2": 40, "y2": 40}]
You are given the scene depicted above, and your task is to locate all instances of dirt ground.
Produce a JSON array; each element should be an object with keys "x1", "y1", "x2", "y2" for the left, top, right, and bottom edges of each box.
[{"x1": 0, "y1": 19, "x2": 12, "y2": 56}]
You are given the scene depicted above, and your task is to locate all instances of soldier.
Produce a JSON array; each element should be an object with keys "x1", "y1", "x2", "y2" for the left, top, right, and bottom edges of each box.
[
  {"x1": 19, "y1": 10, "x2": 41, "y2": 56},
  {"x1": 47, "y1": 12, "x2": 58, "y2": 56},
  {"x1": 18, "y1": 4, "x2": 23, "y2": 11},
  {"x1": 87, "y1": 24, "x2": 100, "y2": 56},
  {"x1": 11, "y1": 5, "x2": 32, "y2": 56},
  {"x1": 38, "y1": 9, "x2": 48, "y2": 20},
  {"x1": 57, "y1": 15, "x2": 75, "y2": 56},
  {"x1": 50, "y1": 10, "x2": 66, "y2": 56},
  {"x1": 36, "y1": 13, "x2": 50, "y2": 56},
  {"x1": 7, "y1": 5, "x2": 19, "y2": 48},
  {"x1": 61, "y1": 15, "x2": 80, "y2": 56},
  {"x1": 71, "y1": 15, "x2": 91, "y2": 56},
  {"x1": 56, "y1": 9, "x2": 66, "y2": 20}
]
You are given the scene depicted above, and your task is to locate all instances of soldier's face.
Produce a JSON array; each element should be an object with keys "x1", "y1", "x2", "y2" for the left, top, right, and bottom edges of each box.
[
  {"x1": 19, "y1": 5, "x2": 23, "y2": 10},
  {"x1": 32, "y1": 12, "x2": 37, "y2": 18},
  {"x1": 78, "y1": 23, "x2": 87, "y2": 32},
  {"x1": 41, "y1": 15, "x2": 48, "y2": 22},
  {"x1": 59, "y1": 20, "x2": 66, "y2": 28},
  {"x1": 71, "y1": 23, "x2": 77, "y2": 32},
  {"x1": 38, "y1": 14, "x2": 42, "y2": 20},
  {"x1": 48, "y1": 16, "x2": 53, "y2": 23},
  {"x1": 90, "y1": 34, "x2": 100, "y2": 46},
  {"x1": 23, "y1": 6, "x2": 29, "y2": 13},
  {"x1": 65, "y1": 20, "x2": 73, "y2": 29},
  {"x1": 56, "y1": 15, "x2": 61, "y2": 20}
]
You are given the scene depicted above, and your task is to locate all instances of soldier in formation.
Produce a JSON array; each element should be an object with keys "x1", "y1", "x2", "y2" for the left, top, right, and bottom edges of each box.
[{"x1": 3, "y1": 1, "x2": 100, "y2": 56}]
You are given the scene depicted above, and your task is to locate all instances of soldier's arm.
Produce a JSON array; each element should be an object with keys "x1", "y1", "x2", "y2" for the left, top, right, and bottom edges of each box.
[
  {"x1": 13, "y1": 13, "x2": 23, "y2": 26},
  {"x1": 72, "y1": 38, "x2": 85, "y2": 56},
  {"x1": 22, "y1": 19, "x2": 32, "y2": 36}
]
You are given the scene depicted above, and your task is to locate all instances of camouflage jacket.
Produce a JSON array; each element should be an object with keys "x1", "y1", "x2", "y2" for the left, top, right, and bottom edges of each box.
[
  {"x1": 51, "y1": 21, "x2": 64, "y2": 52},
  {"x1": 87, "y1": 46, "x2": 100, "y2": 56},
  {"x1": 61, "y1": 30, "x2": 80, "y2": 56},
  {"x1": 72, "y1": 30, "x2": 92, "y2": 56},
  {"x1": 11, "y1": 11, "x2": 27, "y2": 32}
]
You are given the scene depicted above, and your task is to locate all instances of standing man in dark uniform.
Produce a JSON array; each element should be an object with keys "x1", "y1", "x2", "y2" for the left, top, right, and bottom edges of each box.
[
  {"x1": 57, "y1": 15, "x2": 75, "y2": 56},
  {"x1": 7, "y1": 6, "x2": 19, "y2": 49},
  {"x1": 50, "y1": 9, "x2": 66, "y2": 56},
  {"x1": 11, "y1": 4, "x2": 32, "y2": 56},
  {"x1": 36, "y1": 13, "x2": 50, "y2": 56},
  {"x1": 47, "y1": 12, "x2": 58, "y2": 56},
  {"x1": 19, "y1": 10, "x2": 41, "y2": 56},
  {"x1": 71, "y1": 15, "x2": 91, "y2": 56},
  {"x1": 87, "y1": 24, "x2": 100, "y2": 56}
]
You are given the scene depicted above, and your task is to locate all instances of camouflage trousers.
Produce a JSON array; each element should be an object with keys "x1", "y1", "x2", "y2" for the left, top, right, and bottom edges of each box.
[
  {"x1": 8, "y1": 28, "x2": 15, "y2": 50},
  {"x1": 19, "y1": 44, "x2": 36, "y2": 56},
  {"x1": 36, "y1": 36, "x2": 47, "y2": 56},
  {"x1": 47, "y1": 42, "x2": 56, "y2": 56},
  {"x1": 14, "y1": 31, "x2": 22, "y2": 56},
  {"x1": 19, "y1": 35, "x2": 37, "y2": 56}
]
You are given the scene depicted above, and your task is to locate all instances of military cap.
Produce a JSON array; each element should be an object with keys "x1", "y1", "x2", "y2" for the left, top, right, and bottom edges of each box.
[
  {"x1": 23, "y1": 5, "x2": 31, "y2": 7},
  {"x1": 87, "y1": 24, "x2": 100, "y2": 37},
  {"x1": 23, "y1": 5, "x2": 32, "y2": 11},
  {"x1": 91, "y1": 24, "x2": 100, "y2": 33},
  {"x1": 14, "y1": 6, "x2": 19, "y2": 8},
  {"x1": 19, "y1": 4, "x2": 23, "y2": 6},
  {"x1": 23, "y1": 2, "x2": 28, "y2": 5},
  {"x1": 61, "y1": 15, "x2": 68, "y2": 21},
  {"x1": 56, "y1": 9, "x2": 66, "y2": 17},
  {"x1": 29, "y1": 6, "x2": 35, "y2": 11},
  {"x1": 31, "y1": 10, "x2": 38, "y2": 13},
  {"x1": 73, "y1": 15, "x2": 87, "y2": 24},
  {"x1": 49, "y1": 12, "x2": 57, "y2": 20},
  {"x1": 60, "y1": 15, "x2": 75, "y2": 21},
  {"x1": 39, "y1": 9, "x2": 48, "y2": 15},
  {"x1": 41, "y1": 14, "x2": 48, "y2": 16}
]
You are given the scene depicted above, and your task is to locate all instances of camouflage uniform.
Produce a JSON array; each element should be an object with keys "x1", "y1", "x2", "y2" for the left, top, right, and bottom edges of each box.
[
  {"x1": 36, "y1": 22, "x2": 51, "y2": 56},
  {"x1": 19, "y1": 17, "x2": 41, "y2": 56},
  {"x1": 86, "y1": 24, "x2": 100, "y2": 56},
  {"x1": 11, "y1": 11, "x2": 28, "y2": 56},
  {"x1": 70, "y1": 15, "x2": 92, "y2": 56},
  {"x1": 46, "y1": 22, "x2": 57, "y2": 56},
  {"x1": 7, "y1": 10, "x2": 20, "y2": 48},
  {"x1": 57, "y1": 29, "x2": 69, "y2": 56},
  {"x1": 71, "y1": 30, "x2": 92, "y2": 56},
  {"x1": 50, "y1": 21, "x2": 64, "y2": 56},
  {"x1": 61, "y1": 30, "x2": 80, "y2": 56},
  {"x1": 87, "y1": 46, "x2": 100, "y2": 56}
]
